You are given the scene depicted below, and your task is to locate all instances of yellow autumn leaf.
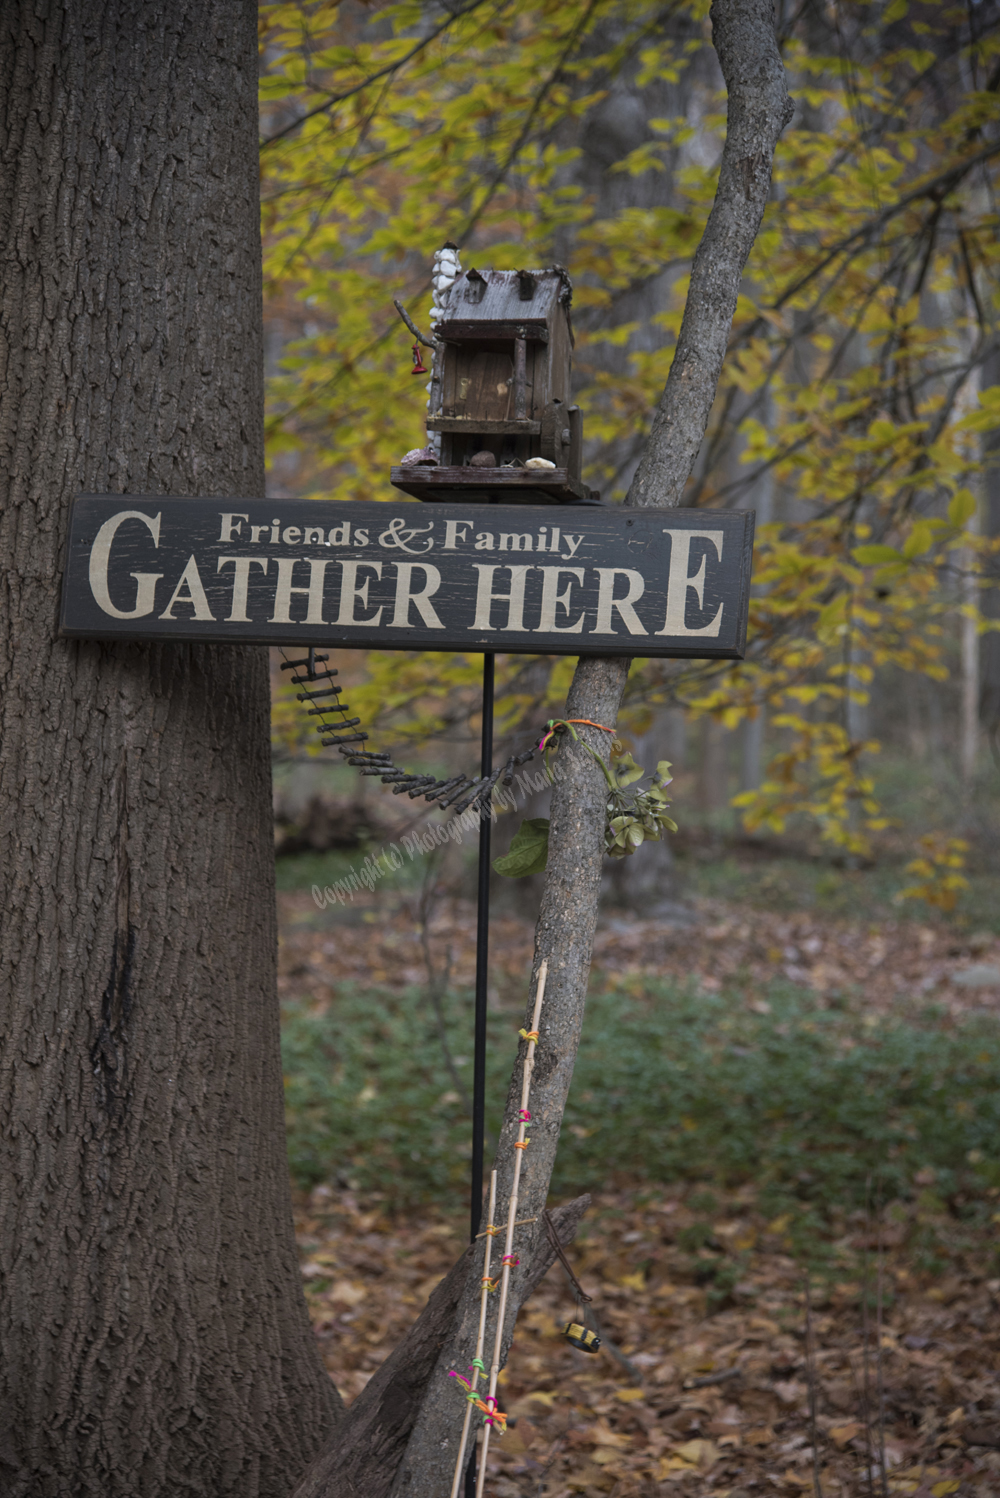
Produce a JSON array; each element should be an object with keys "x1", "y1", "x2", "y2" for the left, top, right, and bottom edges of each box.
[
  {"x1": 618, "y1": 1271, "x2": 646, "y2": 1291},
  {"x1": 673, "y1": 1438, "x2": 720, "y2": 1468}
]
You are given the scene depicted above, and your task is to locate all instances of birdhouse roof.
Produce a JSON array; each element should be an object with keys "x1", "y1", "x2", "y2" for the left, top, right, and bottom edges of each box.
[{"x1": 436, "y1": 267, "x2": 573, "y2": 343}]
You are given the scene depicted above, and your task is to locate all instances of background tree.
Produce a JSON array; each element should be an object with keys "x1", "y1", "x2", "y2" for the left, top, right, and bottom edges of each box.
[{"x1": 0, "y1": 5, "x2": 338, "y2": 1494}]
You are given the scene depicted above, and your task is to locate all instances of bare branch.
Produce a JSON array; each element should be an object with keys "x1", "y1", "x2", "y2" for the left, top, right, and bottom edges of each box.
[{"x1": 393, "y1": 299, "x2": 437, "y2": 348}]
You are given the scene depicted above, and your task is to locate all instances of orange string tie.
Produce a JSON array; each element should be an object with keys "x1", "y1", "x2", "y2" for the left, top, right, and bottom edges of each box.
[
  {"x1": 538, "y1": 717, "x2": 616, "y2": 753},
  {"x1": 514, "y1": 1139, "x2": 530, "y2": 1150},
  {"x1": 519, "y1": 1028, "x2": 539, "y2": 1043}
]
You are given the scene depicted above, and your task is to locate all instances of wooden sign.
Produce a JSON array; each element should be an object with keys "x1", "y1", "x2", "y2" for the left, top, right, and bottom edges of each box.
[{"x1": 60, "y1": 495, "x2": 754, "y2": 659}]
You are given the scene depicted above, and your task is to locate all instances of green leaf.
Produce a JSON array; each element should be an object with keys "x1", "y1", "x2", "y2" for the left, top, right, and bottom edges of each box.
[
  {"x1": 852, "y1": 544, "x2": 901, "y2": 565},
  {"x1": 948, "y1": 490, "x2": 977, "y2": 527},
  {"x1": 654, "y1": 760, "x2": 673, "y2": 784},
  {"x1": 492, "y1": 818, "x2": 549, "y2": 878},
  {"x1": 613, "y1": 751, "x2": 645, "y2": 787},
  {"x1": 901, "y1": 521, "x2": 933, "y2": 559}
]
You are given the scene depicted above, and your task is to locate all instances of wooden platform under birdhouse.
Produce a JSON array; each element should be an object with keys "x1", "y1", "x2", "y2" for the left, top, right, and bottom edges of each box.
[{"x1": 389, "y1": 465, "x2": 602, "y2": 506}]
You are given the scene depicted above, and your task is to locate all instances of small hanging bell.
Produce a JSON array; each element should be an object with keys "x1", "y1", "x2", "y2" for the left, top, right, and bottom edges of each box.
[
  {"x1": 563, "y1": 1321, "x2": 601, "y2": 1353},
  {"x1": 410, "y1": 342, "x2": 428, "y2": 376}
]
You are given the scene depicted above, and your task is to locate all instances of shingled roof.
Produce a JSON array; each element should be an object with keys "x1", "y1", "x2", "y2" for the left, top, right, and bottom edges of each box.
[{"x1": 436, "y1": 266, "x2": 573, "y2": 341}]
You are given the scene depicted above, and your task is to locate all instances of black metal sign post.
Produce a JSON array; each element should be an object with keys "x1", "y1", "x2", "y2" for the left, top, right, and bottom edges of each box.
[{"x1": 471, "y1": 652, "x2": 493, "y2": 1245}]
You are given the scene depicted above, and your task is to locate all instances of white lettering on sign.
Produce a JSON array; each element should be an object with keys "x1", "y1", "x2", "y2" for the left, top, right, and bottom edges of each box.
[
  {"x1": 658, "y1": 529, "x2": 724, "y2": 637},
  {"x1": 470, "y1": 565, "x2": 532, "y2": 631},
  {"x1": 89, "y1": 509, "x2": 163, "y2": 619},
  {"x1": 535, "y1": 567, "x2": 585, "y2": 633},
  {"x1": 444, "y1": 520, "x2": 471, "y2": 550},
  {"x1": 499, "y1": 533, "x2": 533, "y2": 552},
  {"x1": 336, "y1": 560, "x2": 382, "y2": 626},
  {"x1": 217, "y1": 556, "x2": 268, "y2": 621},
  {"x1": 218, "y1": 512, "x2": 248, "y2": 543},
  {"x1": 561, "y1": 534, "x2": 583, "y2": 558},
  {"x1": 378, "y1": 516, "x2": 434, "y2": 553},
  {"x1": 593, "y1": 568, "x2": 647, "y2": 635},
  {"x1": 160, "y1": 556, "x2": 214, "y2": 620},
  {"x1": 390, "y1": 563, "x2": 444, "y2": 629},
  {"x1": 270, "y1": 558, "x2": 330, "y2": 625}
]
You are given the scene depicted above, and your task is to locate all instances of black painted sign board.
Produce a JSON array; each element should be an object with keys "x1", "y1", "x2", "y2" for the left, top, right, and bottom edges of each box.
[{"x1": 60, "y1": 495, "x2": 754, "y2": 659}]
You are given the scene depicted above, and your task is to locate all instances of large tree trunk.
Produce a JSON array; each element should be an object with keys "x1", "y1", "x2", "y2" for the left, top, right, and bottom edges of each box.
[
  {"x1": 0, "y1": 5, "x2": 340, "y2": 1495},
  {"x1": 391, "y1": 4, "x2": 792, "y2": 1494}
]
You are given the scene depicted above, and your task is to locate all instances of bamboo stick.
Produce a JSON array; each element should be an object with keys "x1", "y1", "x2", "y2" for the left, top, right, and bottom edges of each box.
[
  {"x1": 449, "y1": 1171, "x2": 498, "y2": 1498},
  {"x1": 475, "y1": 960, "x2": 548, "y2": 1498}
]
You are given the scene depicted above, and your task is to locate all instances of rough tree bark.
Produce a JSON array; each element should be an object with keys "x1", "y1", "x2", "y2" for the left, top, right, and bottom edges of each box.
[
  {"x1": 0, "y1": 5, "x2": 340, "y2": 1495},
  {"x1": 387, "y1": 4, "x2": 793, "y2": 1495}
]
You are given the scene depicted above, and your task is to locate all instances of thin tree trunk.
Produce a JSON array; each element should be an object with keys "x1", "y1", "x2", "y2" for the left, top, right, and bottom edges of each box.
[
  {"x1": 389, "y1": 5, "x2": 792, "y2": 1494},
  {"x1": 979, "y1": 350, "x2": 1000, "y2": 739},
  {"x1": 961, "y1": 533, "x2": 981, "y2": 792},
  {"x1": 0, "y1": 5, "x2": 339, "y2": 1495}
]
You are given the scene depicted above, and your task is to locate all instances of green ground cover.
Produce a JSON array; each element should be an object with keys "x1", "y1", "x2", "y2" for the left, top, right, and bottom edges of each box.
[{"x1": 281, "y1": 975, "x2": 1000, "y2": 1263}]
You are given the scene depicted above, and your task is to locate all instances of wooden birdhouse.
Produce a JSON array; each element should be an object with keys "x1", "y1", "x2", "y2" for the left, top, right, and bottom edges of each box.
[{"x1": 391, "y1": 265, "x2": 601, "y2": 506}]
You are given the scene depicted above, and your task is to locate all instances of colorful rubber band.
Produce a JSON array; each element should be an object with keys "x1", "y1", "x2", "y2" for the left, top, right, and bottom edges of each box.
[{"x1": 449, "y1": 1371, "x2": 507, "y2": 1433}]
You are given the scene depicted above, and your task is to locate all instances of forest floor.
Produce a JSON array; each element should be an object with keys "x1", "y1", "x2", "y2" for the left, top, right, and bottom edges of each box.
[
  {"x1": 294, "y1": 1183, "x2": 998, "y2": 1498},
  {"x1": 279, "y1": 882, "x2": 1000, "y2": 1018},
  {"x1": 281, "y1": 884, "x2": 1000, "y2": 1497}
]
